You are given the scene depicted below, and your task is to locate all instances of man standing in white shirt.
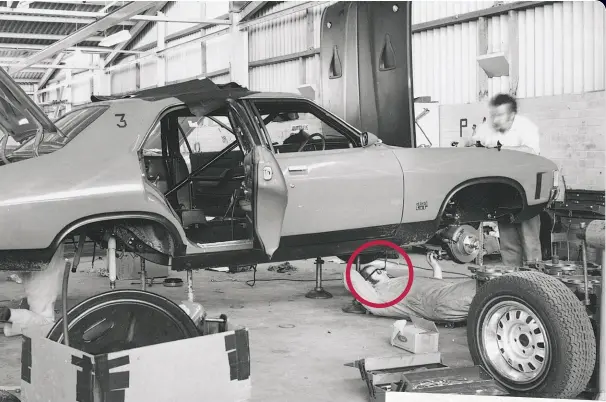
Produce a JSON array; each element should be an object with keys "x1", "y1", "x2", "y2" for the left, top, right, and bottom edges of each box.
[{"x1": 458, "y1": 93, "x2": 542, "y2": 267}]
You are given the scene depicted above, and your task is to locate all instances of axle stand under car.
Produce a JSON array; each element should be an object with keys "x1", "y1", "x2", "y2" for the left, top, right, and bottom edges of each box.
[{"x1": 466, "y1": 220, "x2": 605, "y2": 400}]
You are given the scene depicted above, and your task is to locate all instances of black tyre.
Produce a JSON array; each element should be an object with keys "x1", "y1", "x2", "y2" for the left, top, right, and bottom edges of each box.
[
  {"x1": 467, "y1": 271, "x2": 596, "y2": 399},
  {"x1": 47, "y1": 290, "x2": 200, "y2": 355}
]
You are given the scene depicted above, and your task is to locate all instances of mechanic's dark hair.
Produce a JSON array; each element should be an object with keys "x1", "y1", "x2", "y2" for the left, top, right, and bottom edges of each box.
[{"x1": 489, "y1": 93, "x2": 518, "y2": 114}]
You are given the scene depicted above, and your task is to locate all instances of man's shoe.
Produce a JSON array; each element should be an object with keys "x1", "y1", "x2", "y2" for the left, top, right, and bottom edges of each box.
[
  {"x1": 342, "y1": 300, "x2": 367, "y2": 314},
  {"x1": 0, "y1": 306, "x2": 11, "y2": 323}
]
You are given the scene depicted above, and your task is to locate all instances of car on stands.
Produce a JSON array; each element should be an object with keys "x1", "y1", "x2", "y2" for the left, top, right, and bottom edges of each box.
[{"x1": 0, "y1": 67, "x2": 559, "y2": 273}]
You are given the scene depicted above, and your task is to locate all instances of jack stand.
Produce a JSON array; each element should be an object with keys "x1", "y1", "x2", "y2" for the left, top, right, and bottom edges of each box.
[
  {"x1": 476, "y1": 221, "x2": 484, "y2": 267},
  {"x1": 306, "y1": 257, "x2": 333, "y2": 299},
  {"x1": 187, "y1": 269, "x2": 194, "y2": 303},
  {"x1": 140, "y1": 258, "x2": 147, "y2": 291},
  {"x1": 108, "y1": 237, "x2": 117, "y2": 290},
  {"x1": 179, "y1": 270, "x2": 206, "y2": 329}
]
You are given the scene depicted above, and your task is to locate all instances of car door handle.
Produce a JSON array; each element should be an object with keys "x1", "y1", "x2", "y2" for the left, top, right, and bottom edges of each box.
[{"x1": 288, "y1": 165, "x2": 308, "y2": 173}]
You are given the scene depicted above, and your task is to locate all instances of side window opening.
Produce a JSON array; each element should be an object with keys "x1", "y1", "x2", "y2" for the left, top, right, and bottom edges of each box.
[{"x1": 247, "y1": 99, "x2": 358, "y2": 154}]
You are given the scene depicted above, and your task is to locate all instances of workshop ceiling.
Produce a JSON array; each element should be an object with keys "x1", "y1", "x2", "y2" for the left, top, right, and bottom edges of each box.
[
  {"x1": 0, "y1": 1, "x2": 258, "y2": 86},
  {"x1": 0, "y1": 1, "x2": 151, "y2": 84}
]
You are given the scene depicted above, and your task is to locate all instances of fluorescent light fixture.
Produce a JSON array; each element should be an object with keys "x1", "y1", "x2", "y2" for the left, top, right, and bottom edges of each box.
[{"x1": 99, "y1": 30, "x2": 132, "y2": 47}]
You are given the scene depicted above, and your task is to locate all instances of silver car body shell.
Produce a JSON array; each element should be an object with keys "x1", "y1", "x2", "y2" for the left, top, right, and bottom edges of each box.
[{"x1": 0, "y1": 90, "x2": 558, "y2": 269}]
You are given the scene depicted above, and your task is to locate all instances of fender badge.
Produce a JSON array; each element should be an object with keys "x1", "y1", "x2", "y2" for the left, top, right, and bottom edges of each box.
[{"x1": 416, "y1": 201, "x2": 428, "y2": 211}]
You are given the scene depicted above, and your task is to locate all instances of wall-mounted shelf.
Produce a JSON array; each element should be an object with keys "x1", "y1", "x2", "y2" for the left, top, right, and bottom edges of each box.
[{"x1": 477, "y1": 51, "x2": 510, "y2": 78}]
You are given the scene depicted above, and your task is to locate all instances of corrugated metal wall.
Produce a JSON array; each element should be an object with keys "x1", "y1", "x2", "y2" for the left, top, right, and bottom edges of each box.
[
  {"x1": 71, "y1": 76, "x2": 92, "y2": 105},
  {"x1": 412, "y1": 1, "x2": 498, "y2": 24},
  {"x1": 139, "y1": 57, "x2": 157, "y2": 89},
  {"x1": 128, "y1": 1, "x2": 217, "y2": 51},
  {"x1": 165, "y1": 33, "x2": 203, "y2": 83},
  {"x1": 412, "y1": 0, "x2": 605, "y2": 104},
  {"x1": 412, "y1": 20, "x2": 479, "y2": 104},
  {"x1": 205, "y1": 32, "x2": 231, "y2": 74},
  {"x1": 46, "y1": 1, "x2": 605, "y2": 105},
  {"x1": 517, "y1": 1, "x2": 605, "y2": 98},
  {"x1": 247, "y1": 2, "x2": 328, "y2": 97},
  {"x1": 110, "y1": 56, "x2": 137, "y2": 94}
]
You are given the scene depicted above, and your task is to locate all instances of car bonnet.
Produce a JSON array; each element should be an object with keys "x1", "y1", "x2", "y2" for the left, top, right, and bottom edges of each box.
[{"x1": 0, "y1": 66, "x2": 59, "y2": 144}]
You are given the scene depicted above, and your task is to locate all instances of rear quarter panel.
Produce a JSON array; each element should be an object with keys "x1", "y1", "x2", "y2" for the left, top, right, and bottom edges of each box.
[
  {"x1": 388, "y1": 146, "x2": 558, "y2": 223},
  {"x1": 0, "y1": 98, "x2": 186, "y2": 251}
]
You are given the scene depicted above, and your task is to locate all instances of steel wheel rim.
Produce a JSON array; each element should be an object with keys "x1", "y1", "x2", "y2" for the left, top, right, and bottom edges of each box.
[{"x1": 479, "y1": 299, "x2": 550, "y2": 384}]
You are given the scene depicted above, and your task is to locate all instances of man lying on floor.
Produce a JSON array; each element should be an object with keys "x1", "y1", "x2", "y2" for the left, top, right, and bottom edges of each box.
[
  {"x1": 0, "y1": 243, "x2": 65, "y2": 337},
  {"x1": 343, "y1": 253, "x2": 477, "y2": 323}
]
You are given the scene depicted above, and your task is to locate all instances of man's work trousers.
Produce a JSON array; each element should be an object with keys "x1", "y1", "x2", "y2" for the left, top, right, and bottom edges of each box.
[
  {"x1": 4, "y1": 243, "x2": 65, "y2": 337},
  {"x1": 498, "y1": 214, "x2": 542, "y2": 267}
]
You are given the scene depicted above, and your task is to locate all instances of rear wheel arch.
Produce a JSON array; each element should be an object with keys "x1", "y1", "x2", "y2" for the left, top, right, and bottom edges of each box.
[
  {"x1": 437, "y1": 177, "x2": 528, "y2": 226},
  {"x1": 52, "y1": 212, "x2": 186, "y2": 262}
]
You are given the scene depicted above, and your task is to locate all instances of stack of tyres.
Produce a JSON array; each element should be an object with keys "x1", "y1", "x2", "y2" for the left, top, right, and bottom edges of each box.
[{"x1": 320, "y1": 1, "x2": 416, "y2": 148}]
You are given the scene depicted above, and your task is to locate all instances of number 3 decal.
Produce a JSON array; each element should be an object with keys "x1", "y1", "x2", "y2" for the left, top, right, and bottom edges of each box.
[{"x1": 116, "y1": 113, "x2": 127, "y2": 128}]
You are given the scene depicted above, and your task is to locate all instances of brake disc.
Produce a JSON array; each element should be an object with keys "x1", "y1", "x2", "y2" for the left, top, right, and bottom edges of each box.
[
  {"x1": 444, "y1": 224, "x2": 480, "y2": 263},
  {"x1": 47, "y1": 290, "x2": 199, "y2": 355}
]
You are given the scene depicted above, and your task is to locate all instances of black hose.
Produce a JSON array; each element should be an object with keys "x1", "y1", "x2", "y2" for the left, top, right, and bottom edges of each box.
[{"x1": 61, "y1": 258, "x2": 70, "y2": 346}]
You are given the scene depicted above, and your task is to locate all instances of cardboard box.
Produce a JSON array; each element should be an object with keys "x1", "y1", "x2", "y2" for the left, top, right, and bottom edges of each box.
[
  {"x1": 390, "y1": 316, "x2": 439, "y2": 354},
  {"x1": 20, "y1": 327, "x2": 251, "y2": 402}
]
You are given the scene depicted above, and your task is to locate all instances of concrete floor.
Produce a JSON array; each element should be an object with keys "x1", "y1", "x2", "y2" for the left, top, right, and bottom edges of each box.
[{"x1": 0, "y1": 251, "x2": 475, "y2": 402}]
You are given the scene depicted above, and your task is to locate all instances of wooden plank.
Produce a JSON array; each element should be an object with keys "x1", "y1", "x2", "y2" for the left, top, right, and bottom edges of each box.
[
  {"x1": 201, "y1": 2, "x2": 207, "y2": 76},
  {"x1": 477, "y1": 16, "x2": 488, "y2": 102},
  {"x1": 508, "y1": 10, "x2": 519, "y2": 96},
  {"x1": 412, "y1": 1, "x2": 556, "y2": 33},
  {"x1": 298, "y1": 57, "x2": 306, "y2": 85},
  {"x1": 249, "y1": 48, "x2": 319, "y2": 69},
  {"x1": 207, "y1": 68, "x2": 230, "y2": 78},
  {"x1": 306, "y1": 8, "x2": 315, "y2": 50}
]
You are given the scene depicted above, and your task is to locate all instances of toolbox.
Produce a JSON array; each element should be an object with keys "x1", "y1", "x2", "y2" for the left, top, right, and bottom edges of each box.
[{"x1": 347, "y1": 353, "x2": 508, "y2": 402}]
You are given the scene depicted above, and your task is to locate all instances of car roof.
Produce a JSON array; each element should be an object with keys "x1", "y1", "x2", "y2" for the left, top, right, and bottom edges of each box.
[{"x1": 90, "y1": 78, "x2": 306, "y2": 104}]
